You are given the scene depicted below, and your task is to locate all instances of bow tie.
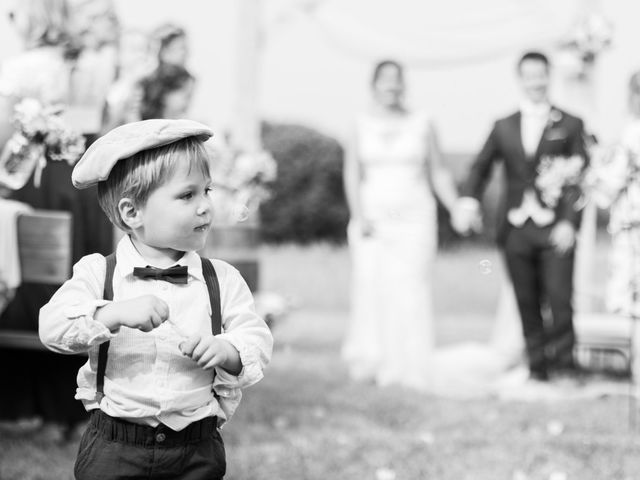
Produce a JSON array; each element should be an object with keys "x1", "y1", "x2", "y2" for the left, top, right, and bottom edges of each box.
[{"x1": 132, "y1": 265, "x2": 189, "y2": 284}]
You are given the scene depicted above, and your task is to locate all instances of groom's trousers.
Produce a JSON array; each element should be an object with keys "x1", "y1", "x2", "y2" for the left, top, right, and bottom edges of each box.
[{"x1": 503, "y1": 220, "x2": 576, "y2": 377}]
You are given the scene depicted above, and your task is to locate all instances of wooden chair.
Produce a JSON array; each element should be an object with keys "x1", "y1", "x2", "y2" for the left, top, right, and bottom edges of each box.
[{"x1": 0, "y1": 210, "x2": 72, "y2": 350}]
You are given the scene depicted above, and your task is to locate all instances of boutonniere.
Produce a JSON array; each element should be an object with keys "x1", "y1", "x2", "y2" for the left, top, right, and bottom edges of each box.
[
  {"x1": 547, "y1": 109, "x2": 563, "y2": 128},
  {"x1": 547, "y1": 108, "x2": 562, "y2": 127}
]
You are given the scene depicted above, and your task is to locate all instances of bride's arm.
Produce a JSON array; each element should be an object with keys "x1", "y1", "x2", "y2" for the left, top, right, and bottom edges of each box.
[
  {"x1": 425, "y1": 122, "x2": 458, "y2": 213},
  {"x1": 343, "y1": 127, "x2": 366, "y2": 224}
]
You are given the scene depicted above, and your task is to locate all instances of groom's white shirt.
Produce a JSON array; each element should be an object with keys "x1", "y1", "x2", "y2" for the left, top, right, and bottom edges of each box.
[{"x1": 506, "y1": 100, "x2": 555, "y2": 228}]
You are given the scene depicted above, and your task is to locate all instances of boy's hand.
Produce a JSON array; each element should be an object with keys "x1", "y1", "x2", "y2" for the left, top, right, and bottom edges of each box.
[
  {"x1": 179, "y1": 335, "x2": 242, "y2": 374},
  {"x1": 95, "y1": 295, "x2": 169, "y2": 332}
]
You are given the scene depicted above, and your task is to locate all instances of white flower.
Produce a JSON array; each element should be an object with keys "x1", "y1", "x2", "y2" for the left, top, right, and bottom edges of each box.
[
  {"x1": 536, "y1": 154, "x2": 585, "y2": 207},
  {"x1": 549, "y1": 110, "x2": 563, "y2": 124},
  {"x1": 0, "y1": 97, "x2": 86, "y2": 189}
]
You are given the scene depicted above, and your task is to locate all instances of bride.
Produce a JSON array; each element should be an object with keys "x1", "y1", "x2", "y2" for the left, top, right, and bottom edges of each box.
[
  {"x1": 341, "y1": 59, "x2": 528, "y2": 395},
  {"x1": 342, "y1": 59, "x2": 460, "y2": 390}
]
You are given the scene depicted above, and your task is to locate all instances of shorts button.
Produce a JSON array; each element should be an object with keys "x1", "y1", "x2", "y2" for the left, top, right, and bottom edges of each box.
[{"x1": 155, "y1": 433, "x2": 166, "y2": 443}]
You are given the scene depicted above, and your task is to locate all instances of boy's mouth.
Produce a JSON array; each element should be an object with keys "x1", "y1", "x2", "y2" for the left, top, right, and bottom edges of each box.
[{"x1": 194, "y1": 223, "x2": 210, "y2": 232}]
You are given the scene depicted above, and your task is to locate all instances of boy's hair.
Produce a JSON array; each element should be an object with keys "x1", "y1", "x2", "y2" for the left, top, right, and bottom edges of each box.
[
  {"x1": 517, "y1": 51, "x2": 550, "y2": 72},
  {"x1": 97, "y1": 136, "x2": 211, "y2": 232}
]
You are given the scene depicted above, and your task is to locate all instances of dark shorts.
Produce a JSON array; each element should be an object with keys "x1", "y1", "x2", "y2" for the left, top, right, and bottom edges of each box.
[{"x1": 74, "y1": 410, "x2": 226, "y2": 480}]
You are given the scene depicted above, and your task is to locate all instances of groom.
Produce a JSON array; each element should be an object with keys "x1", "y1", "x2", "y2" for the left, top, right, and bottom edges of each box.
[{"x1": 457, "y1": 51, "x2": 587, "y2": 381}]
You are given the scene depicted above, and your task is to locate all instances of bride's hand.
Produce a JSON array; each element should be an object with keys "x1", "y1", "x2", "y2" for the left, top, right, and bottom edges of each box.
[{"x1": 451, "y1": 198, "x2": 482, "y2": 236}]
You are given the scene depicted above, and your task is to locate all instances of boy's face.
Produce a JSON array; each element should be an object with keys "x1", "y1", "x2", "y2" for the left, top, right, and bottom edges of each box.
[{"x1": 134, "y1": 162, "x2": 213, "y2": 259}]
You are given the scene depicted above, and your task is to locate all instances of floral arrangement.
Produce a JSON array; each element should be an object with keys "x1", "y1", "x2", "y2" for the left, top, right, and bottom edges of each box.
[
  {"x1": 562, "y1": 11, "x2": 613, "y2": 65},
  {"x1": 583, "y1": 144, "x2": 634, "y2": 207},
  {"x1": 535, "y1": 154, "x2": 585, "y2": 208},
  {"x1": 583, "y1": 131, "x2": 640, "y2": 232},
  {"x1": 583, "y1": 126, "x2": 640, "y2": 317},
  {"x1": 0, "y1": 98, "x2": 86, "y2": 189},
  {"x1": 208, "y1": 143, "x2": 277, "y2": 225}
]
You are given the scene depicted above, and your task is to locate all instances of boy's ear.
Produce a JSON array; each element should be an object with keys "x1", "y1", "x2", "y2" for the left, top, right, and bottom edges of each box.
[{"x1": 117, "y1": 198, "x2": 142, "y2": 229}]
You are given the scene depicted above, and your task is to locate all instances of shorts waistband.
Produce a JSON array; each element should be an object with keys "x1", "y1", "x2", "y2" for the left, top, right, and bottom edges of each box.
[{"x1": 88, "y1": 410, "x2": 217, "y2": 447}]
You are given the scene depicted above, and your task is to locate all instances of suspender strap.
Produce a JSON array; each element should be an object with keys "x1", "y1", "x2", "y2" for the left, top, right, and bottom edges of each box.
[
  {"x1": 95, "y1": 254, "x2": 221, "y2": 401},
  {"x1": 96, "y1": 253, "x2": 117, "y2": 401},
  {"x1": 200, "y1": 257, "x2": 222, "y2": 335}
]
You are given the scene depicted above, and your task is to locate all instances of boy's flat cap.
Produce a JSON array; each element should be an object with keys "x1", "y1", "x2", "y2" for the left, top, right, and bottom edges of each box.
[{"x1": 72, "y1": 119, "x2": 213, "y2": 189}]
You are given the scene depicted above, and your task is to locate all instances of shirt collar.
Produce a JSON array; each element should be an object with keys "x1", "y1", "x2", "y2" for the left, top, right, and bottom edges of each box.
[
  {"x1": 115, "y1": 235, "x2": 206, "y2": 284},
  {"x1": 520, "y1": 99, "x2": 551, "y2": 117}
]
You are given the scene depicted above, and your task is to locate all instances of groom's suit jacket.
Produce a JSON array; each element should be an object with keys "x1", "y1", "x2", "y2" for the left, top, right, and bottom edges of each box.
[{"x1": 463, "y1": 106, "x2": 587, "y2": 245}]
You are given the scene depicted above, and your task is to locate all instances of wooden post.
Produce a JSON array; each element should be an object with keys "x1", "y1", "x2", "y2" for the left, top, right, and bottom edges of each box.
[
  {"x1": 203, "y1": 0, "x2": 263, "y2": 291},
  {"x1": 233, "y1": 0, "x2": 263, "y2": 154}
]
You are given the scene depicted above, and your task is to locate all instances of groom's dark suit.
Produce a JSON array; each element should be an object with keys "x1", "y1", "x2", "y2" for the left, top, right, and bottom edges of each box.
[{"x1": 464, "y1": 106, "x2": 587, "y2": 378}]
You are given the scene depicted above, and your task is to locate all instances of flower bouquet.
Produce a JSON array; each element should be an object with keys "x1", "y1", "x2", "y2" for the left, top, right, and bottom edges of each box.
[
  {"x1": 535, "y1": 154, "x2": 585, "y2": 208},
  {"x1": 0, "y1": 98, "x2": 86, "y2": 190}
]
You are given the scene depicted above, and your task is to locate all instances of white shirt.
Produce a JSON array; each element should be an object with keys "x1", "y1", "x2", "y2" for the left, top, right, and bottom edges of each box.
[
  {"x1": 520, "y1": 100, "x2": 550, "y2": 157},
  {"x1": 39, "y1": 235, "x2": 273, "y2": 430},
  {"x1": 507, "y1": 100, "x2": 555, "y2": 227}
]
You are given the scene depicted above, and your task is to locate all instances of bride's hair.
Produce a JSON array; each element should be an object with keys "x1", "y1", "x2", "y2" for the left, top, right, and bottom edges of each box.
[{"x1": 371, "y1": 59, "x2": 404, "y2": 87}]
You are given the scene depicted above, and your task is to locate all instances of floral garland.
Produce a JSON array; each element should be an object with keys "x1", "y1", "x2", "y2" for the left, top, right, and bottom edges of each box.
[
  {"x1": 563, "y1": 11, "x2": 613, "y2": 64},
  {"x1": 560, "y1": 10, "x2": 613, "y2": 80},
  {"x1": 0, "y1": 98, "x2": 85, "y2": 190}
]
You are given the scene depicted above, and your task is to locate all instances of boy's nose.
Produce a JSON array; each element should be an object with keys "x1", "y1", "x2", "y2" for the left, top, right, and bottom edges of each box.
[{"x1": 197, "y1": 198, "x2": 211, "y2": 216}]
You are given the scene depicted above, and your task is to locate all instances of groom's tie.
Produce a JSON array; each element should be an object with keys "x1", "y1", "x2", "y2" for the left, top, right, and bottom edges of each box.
[{"x1": 132, "y1": 265, "x2": 189, "y2": 284}]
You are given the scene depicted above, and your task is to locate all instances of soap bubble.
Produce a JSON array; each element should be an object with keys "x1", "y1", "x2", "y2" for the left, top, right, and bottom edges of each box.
[
  {"x1": 233, "y1": 204, "x2": 250, "y2": 223},
  {"x1": 478, "y1": 259, "x2": 493, "y2": 275}
]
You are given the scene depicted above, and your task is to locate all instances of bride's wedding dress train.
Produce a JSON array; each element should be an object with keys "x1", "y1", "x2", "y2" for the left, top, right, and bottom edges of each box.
[{"x1": 431, "y1": 279, "x2": 528, "y2": 397}]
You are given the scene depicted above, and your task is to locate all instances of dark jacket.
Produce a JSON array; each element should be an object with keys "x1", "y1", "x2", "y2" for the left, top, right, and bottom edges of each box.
[{"x1": 463, "y1": 107, "x2": 587, "y2": 245}]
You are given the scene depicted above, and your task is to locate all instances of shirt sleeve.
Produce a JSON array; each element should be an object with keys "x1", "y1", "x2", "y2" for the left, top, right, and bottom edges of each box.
[
  {"x1": 212, "y1": 261, "x2": 273, "y2": 395},
  {"x1": 39, "y1": 253, "x2": 116, "y2": 354}
]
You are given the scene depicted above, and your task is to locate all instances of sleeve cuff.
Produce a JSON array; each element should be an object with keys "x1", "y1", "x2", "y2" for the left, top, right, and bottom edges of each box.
[
  {"x1": 213, "y1": 332, "x2": 265, "y2": 390},
  {"x1": 60, "y1": 300, "x2": 117, "y2": 350}
]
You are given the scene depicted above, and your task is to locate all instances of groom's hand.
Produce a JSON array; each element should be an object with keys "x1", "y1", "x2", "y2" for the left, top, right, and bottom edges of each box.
[
  {"x1": 550, "y1": 220, "x2": 576, "y2": 255},
  {"x1": 452, "y1": 197, "x2": 482, "y2": 236}
]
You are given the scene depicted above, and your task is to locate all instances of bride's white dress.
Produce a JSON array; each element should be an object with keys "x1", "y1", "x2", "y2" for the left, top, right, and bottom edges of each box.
[{"x1": 342, "y1": 110, "x2": 526, "y2": 395}]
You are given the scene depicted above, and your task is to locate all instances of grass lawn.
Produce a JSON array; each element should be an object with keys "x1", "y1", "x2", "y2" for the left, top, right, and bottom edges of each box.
[{"x1": 2, "y1": 239, "x2": 638, "y2": 480}]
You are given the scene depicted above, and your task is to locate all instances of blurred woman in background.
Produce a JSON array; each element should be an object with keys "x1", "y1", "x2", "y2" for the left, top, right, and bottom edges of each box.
[
  {"x1": 139, "y1": 64, "x2": 195, "y2": 120},
  {"x1": 342, "y1": 59, "x2": 460, "y2": 391}
]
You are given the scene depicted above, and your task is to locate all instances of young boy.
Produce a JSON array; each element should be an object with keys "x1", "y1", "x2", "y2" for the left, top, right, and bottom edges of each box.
[{"x1": 39, "y1": 119, "x2": 273, "y2": 479}]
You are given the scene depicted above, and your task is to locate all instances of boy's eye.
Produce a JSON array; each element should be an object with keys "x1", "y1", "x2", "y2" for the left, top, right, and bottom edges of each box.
[
  {"x1": 180, "y1": 191, "x2": 193, "y2": 200},
  {"x1": 205, "y1": 186, "x2": 213, "y2": 195}
]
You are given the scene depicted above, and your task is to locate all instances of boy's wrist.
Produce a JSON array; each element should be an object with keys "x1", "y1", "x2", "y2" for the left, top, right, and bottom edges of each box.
[
  {"x1": 94, "y1": 303, "x2": 121, "y2": 332},
  {"x1": 217, "y1": 337, "x2": 242, "y2": 375}
]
